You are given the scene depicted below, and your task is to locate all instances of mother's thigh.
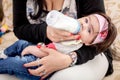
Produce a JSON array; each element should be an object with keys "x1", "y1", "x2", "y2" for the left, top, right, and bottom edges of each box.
[{"x1": 50, "y1": 53, "x2": 108, "y2": 80}]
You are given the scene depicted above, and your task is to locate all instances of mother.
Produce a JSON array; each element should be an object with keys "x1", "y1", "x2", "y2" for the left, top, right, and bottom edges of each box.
[{"x1": 13, "y1": 0, "x2": 113, "y2": 80}]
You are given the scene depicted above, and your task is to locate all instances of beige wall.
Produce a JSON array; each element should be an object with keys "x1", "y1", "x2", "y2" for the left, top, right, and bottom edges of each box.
[
  {"x1": 2, "y1": 0, "x2": 13, "y2": 28},
  {"x1": 104, "y1": 0, "x2": 120, "y2": 60}
]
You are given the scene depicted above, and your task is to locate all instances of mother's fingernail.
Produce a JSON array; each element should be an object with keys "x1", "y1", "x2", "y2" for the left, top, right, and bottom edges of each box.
[
  {"x1": 37, "y1": 45, "x2": 41, "y2": 48},
  {"x1": 76, "y1": 35, "x2": 81, "y2": 40}
]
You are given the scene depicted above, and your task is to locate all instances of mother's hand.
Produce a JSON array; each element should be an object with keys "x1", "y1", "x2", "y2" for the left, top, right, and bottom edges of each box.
[
  {"x1": 47, "y1": 26, "x2": 80, "y2": 42},
  {"x1": 24, "y1": 47, "x2": 72, "y2": 79}
]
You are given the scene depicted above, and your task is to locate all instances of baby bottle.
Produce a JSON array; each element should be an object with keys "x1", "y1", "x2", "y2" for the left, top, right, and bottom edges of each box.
[{"x1": 46, "y1": 10, "x2": 81, "y2": 34}]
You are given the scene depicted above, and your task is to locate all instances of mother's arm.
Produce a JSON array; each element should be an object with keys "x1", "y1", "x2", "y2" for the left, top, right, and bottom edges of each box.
[
  {"x1": 13, "y1": 0, "x2": 49, "y2": 44},
  {"x1": 77, "y1": 0, "x2": 105, "y2": 18},
  {"x1": 75, "y1": 45, "x2": 98, "y2": 65},
  {"x1": 13, "y1": 0, "x2": 76, "y2": 44}
]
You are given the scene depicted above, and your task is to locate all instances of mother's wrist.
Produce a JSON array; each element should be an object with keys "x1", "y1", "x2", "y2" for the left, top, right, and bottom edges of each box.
[{"x1": 68, "y1": 52, "x2": 77, "y2": 67}]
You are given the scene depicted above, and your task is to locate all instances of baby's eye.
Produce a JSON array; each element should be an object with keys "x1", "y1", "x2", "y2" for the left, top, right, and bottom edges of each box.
[{"x1": 85, "y1": 18, "x2": 88, "y2": 23}]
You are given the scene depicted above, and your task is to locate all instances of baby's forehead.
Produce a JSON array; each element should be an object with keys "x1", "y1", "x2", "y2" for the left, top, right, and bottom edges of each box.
[
  {"x1": 91, "y1": 16, "x2": 100, "y2": 33},
  {"x1": 90, "y1": 14, "x2": 109, "y2": 44}
]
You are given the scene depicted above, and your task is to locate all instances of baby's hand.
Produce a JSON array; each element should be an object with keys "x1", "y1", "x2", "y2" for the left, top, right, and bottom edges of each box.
[{"x1": 21, "y1": 45, "x2": 48, "y2": 58}]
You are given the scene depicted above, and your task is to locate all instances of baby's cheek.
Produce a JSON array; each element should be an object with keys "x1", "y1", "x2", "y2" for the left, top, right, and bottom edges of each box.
[
  {"x1": 80, "y1": 37, "x2": 85, "y2": 43},
  {"x1": 81, "y1": 37, "x2": 90, "y2": 44}
]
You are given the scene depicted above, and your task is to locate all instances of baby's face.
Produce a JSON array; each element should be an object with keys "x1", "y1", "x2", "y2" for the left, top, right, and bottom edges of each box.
[{"x1": 78, "y1": 14, "x2": 100, "y2": 45}]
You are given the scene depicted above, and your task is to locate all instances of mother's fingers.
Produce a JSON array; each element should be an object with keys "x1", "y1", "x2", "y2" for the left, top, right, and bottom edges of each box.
[
  {"x1": 56, "y1": 29, "x2": 71, "y2": 37},
  {"x1": 28, "y1": 66, "x2": 45, "y2": 76},
  {"x1": 28, "y1": 65, "x2": 50, "y2": 79},
  {"x1": 40, "y1": 47, "x2": 55, "y2": 54},
  {"x1": 41, "y1": 72, "x2": 50, "y2": 80},
  {"x1": 24, "y1": 59, "x2": 42, "y2": 67},
  {"x1": 47, "y1": 27, "x2": 72, "y2": 42},
  {"x1": 62, "y1": 34, "x2": 80, "y2": 41}
]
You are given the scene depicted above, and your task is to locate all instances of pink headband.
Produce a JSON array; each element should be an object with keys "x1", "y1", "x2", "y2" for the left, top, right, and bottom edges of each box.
[{"x1": 92, "y1": 14, "x2": 108, "y2": 44}]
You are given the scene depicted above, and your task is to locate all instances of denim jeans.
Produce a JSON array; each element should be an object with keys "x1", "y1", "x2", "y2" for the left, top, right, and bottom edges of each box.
[{"x1": 0, "y1": 40, "x2": 41, "y2": 80}]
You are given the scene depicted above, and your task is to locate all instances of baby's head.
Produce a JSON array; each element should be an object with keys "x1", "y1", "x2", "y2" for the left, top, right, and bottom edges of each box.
[{"x1": 78, "y1": 13, "x2": 117, "y2": 52}]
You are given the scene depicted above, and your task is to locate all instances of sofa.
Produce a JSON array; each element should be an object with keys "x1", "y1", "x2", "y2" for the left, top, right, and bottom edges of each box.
[{"x1": 0, "y1": 0, "x2": 120, "y2": 80}]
